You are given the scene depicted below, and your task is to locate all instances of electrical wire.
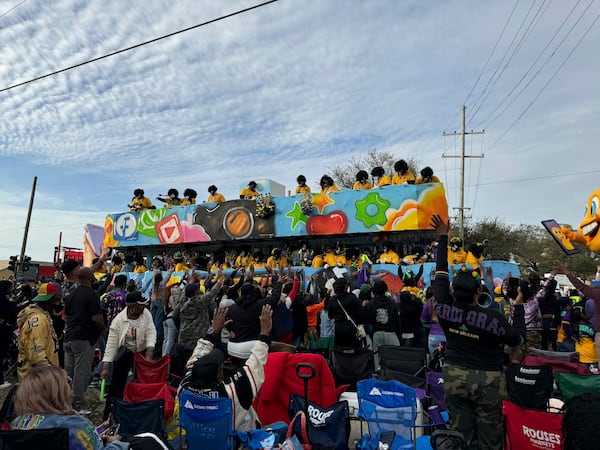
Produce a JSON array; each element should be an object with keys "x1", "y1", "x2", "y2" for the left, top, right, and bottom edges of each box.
[
  {"x1": 0, "y1": 0, "x2": 279, "y2": 94},
  {"x1": 486, "y1": 7, "x2": 600, "y2": 153},
  {"x1": 0, "y1": 0, "x2": 26, "y2": 20},
  {"x1": 469, "y1": 0, "x2": 545, "y2": 125},
  {"x1": 444, "y1": 0, "x2": 520, "y2": 132},
  {"x1": 466, "y1": 167, "x2": 600, "y2": 188},
  {"x1": 479, "y1": 0, "x2": 580, "y2": 129}
]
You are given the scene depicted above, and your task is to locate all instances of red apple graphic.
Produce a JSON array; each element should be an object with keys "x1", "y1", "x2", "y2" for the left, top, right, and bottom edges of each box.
[{"x1": 306, "y1": 211, "x2": 348, "y2": 235}]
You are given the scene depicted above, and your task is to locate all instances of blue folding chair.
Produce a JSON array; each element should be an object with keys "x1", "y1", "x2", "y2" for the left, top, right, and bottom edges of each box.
[
  {"x1": 179, "y1": 389, "x2": 233, "y2": 450},
  {"x1": 357, "y1": 379, "x2": 417, "y2": 450}
]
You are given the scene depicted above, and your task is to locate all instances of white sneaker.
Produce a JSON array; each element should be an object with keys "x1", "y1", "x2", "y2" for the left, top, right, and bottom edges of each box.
[
  {"x1": 0, "y1": 382, "x2": 11, "y2": 390},
  {"x1": 77, "y1": 409, "x2": 92, "y2": 416}
]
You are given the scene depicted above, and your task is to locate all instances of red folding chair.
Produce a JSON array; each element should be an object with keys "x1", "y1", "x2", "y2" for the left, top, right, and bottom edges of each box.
[
  {"x1": 502, "y1": 400, "x2": 563, "y2": 450},
  {"x1": 123, "y1": 381, "x2": 175, "y2": 418},
  {"x1": 133, "y1": 353, "x2": 171, "y2": 383},
  {"x1": 522, "y1": 355, "x2": 591, "y2": 376}
]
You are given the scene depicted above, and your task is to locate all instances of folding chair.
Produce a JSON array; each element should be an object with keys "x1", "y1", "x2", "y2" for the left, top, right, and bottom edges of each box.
[
  {"x1": 0, "y1": 428, "x2": 69, "y2": 450},
  {"x1": 111, "y1": 398, "x2": 165, "y2": 437},
  {"x1": 134, "y1": 353, "x2": 171, "y2": 383},
  {"x1": 527, "y1": 348, "x2": 579, "y2": 362},
  {"x1": 502, "y1": 400, "x2": 563, "y2": 450},
  {"x1": 124, "y1": 381, "x2": 176, "y2": 418},
  {"x1": 378, "y1": 345, "x2": 427, "y2": 388},
  {"x1": 357, "y1": 378, "x2": 417, "y2": 450},
  {"x1": 522, "y1": 355, "x2": 591, "y2": 376},
  {"x1": 179, "y1": 389, "x2": 234, "y2": 450},
  {"x1": 330, "y1": 347, "x2": 374, "y2": 390},
  {"x1": 505, "y1": 363, "x2": 553, "y2": 411},
  {"x1": 556, "y1": 371, "x2": 600, "y2": 402}
]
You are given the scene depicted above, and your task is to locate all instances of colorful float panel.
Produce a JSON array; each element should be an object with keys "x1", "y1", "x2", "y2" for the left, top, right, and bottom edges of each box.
[{"x1": 105, "y1": 184, "x2": 448, "y2": 247}]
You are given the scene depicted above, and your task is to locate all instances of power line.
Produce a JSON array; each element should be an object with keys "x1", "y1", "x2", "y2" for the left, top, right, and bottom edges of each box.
[
  {"x1": 469, "y1": 0, "x2": 546, "y2": 125},
  {"x1": 479, "y1": 0, "x2": 583, "y2": 129},
  {"x1": 486, "y1": 8, "x2": 600, "y2": 152},
  {"x1": 444, "y1": 0, "x2": 520, "y2": 131},
  {"x1": 0, "y1": 0, "x2": 26, "y2": 20},
  {"x1": 466, "y1": 167, "x2": 600, "y2": 188},
  {"x1": 0, "y1": 0, "x2": 279, "y2": 94}
]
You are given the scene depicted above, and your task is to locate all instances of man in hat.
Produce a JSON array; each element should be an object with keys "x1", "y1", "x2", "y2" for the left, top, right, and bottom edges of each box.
[
  {"x1": 16, "y1": 282, "x2": 63, "y2": 381},
  {"x1": 100, "y1": 290, "x2": 156, "y2": 419},
  {"x1": 180, "y1": 304, "x2": 272, "y2": 431},
  {"x1": 64, "y1": 267, "x2": 106, "y2": 414}
]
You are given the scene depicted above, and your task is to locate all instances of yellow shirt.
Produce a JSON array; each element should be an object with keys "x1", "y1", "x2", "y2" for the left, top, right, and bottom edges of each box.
[
  {"x1": 448, "y1": 248, "x2": 467, "y2": 265},
  {"x1": 234, "y1": 254, "x2": 254, "y2": 268},
  {"x1": 353, "y1": 181, "x2": 373, "y2": 190},
  {"x1": 208, "y1": 193, "x2": 226, "y2": 203},
  {"x1": 375, "y1": 175, "x2": 391, "y2": 187},
  {"x1": 415, "y1": 175, "x2": 441, "y2": 184},
  {"x1": 321, "y1": 185, "x2": 339, "y2": 194},
  {"x1": 180, "y1": 198, "x2": 196, "y2": 206},
  {"x1": 311, "y1": 255, "x2": 324, "y2": 268},
  {"x1": 253, "y1": 261, "x2": 267, "y2": 269},
  {"x1": 465, "y1": 253, "x2": 483, "y2": 270},
  {"x1": 266, "y1": 256, "x2": 288, "y2": 269},
  {"x1": 295, "y1": 185, "x2": 311, "y2": 195},
  {"x1": 130, "y1": 196, "x2": 153, "y2": 211},
  {"x1": 133, "y1": 265, "x2": 147, "y2": 274},
  {"x1": 392, "y1": 172, "x2": 416, "y2": 185},
  {"x1": 240, "y1": 188, "x2": 259, "y2": 200},
  {"x1": 175, "y1": 262, "x2": 192, "y2": 272},
  {"x1": 379, "y1": 250, "x2": 400, "y2": 264}
]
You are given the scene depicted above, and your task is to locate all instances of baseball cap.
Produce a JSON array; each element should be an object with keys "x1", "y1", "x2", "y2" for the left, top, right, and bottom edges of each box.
[
  {"x1": 125, "y1": 291, "x2": 148, "y2": 305},
  {"x1": 61, "y1": 259, "x2": 81, "y2": 276},
  {"x1": 33, "y1": 283, "x2": 59, "y2": 302}
]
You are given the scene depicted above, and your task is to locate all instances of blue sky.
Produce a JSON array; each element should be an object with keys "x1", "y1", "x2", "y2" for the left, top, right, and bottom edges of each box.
[{"x1": 1, "y1": 0, "x2": 599, "y2": 261}]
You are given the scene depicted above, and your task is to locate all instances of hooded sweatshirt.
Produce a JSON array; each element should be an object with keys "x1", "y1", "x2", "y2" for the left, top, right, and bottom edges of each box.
[
  {"x1": 16, "y1": 304, "x2": 59, "y2": 380},
  {"x1": 365, "y1": 294, "x2": 401, "y2": 334}
]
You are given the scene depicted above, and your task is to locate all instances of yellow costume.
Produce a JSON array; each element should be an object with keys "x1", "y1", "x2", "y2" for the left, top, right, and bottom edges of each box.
[
  {"x1": 353, "y1": 181, "x2": 372, "y2": 190},
  {"x1": 234, "y1": 254, "x2": 254, "y2": 268},
  {"x1": 311, "y1": 254, "x2": 324, "y2": 268},
  {"x1": 175, "y1": 262, "x2": 192, "y2": 272},
  {"x1": 134, "y1": 264, "x2": 148, "y2": 274},
  {"x1": 392, "y1": 172, "x2": 416, "y2": 185},
  {"x1": 180, "y1": 198, "x2": 196, "y2": 206},
  {"x1": 266, "y1": 255, "x2": 288, "y2": 269},
  {"x1": 415, "y1": 175, "x2": 441, "y2": 184},
  {"x1": 295, "y1": 185, "x2": 311, "y2": 195},
  {"x1": 375, "y1": 175, "x2": 391, "y2": 187},
  {"x1": 208, "y1": 193, "x2": 226, "y2": 203},
  {"x1": 448, "y1": 248, "x2": 467, "y2": 265},
  {"x1": 240, "y1": 187, "x2": 259, "y2": 200},
  {"x1": 129, "y1": 196, "x2": 153, "y2": 212},
  {"x1": 321, "y1": 185, "x2": 339, "y2": 194},
  {"x1": 17, "y1": 305, "x2": 59, "y2": 381},
  {"x1": 379, "y1": 249, "x2": 400, "y2": 264}
]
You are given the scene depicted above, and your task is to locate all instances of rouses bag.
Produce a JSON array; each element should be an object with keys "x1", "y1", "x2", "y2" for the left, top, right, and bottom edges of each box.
[{"x1": 288, "y1": 394, "x2": 349, "y2": 450}]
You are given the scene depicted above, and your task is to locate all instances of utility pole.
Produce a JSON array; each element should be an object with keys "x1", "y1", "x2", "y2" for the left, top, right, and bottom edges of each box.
[
  {"x1": 17, "y1": 176, "x2": 37, "y2": 277},
  {"x1": 443, "y1": 106, "x2": 484, "y2": 242}
]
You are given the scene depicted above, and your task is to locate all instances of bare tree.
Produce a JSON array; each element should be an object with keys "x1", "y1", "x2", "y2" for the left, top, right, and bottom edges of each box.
[{"x1": 330, "y1": 148, "x2": 420, "y2": 189}]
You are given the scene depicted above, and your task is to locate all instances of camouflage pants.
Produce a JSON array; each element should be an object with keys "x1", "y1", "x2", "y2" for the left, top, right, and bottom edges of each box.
[
  {"x1": 526, "y1": 329, "x2": 542, "y2": 350},
  {"x1": 443, "y1": 364, "x2": 506, "y2": 450}
]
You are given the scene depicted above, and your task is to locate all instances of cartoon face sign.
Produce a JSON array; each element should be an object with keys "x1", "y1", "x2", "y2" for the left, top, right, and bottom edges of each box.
[
  {"x1": 577, "y1": 189, "x2": 600, "y2": 253},
  {"x1": 551, "y1": 226, "x2": 575, "y2": 251}
]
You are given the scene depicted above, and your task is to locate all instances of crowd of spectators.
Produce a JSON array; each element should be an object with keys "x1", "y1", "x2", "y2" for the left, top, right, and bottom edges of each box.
[{"x1": 1, "y1": 225, "x2": 600, "y2": 448}]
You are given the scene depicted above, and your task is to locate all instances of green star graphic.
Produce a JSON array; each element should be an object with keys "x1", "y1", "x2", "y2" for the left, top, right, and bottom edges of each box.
[
  {"x1": 285, "y1": 201, "x2": 308, "y2": 230},
  {"x1": 355, "y1": 192, "x2": 390, "y2": 228}
]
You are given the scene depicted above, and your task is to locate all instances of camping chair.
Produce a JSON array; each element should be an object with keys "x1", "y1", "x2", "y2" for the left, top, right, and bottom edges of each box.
[
  {"x1": 111, "y1": 398, "x2": 165, "y2": 437},
  {"x1": 0, "y1": 428, "x2": 69, "y2": 450},
  {"x1": 502, "y1": 400, "x2": 563, "y2": 450},
  {"x1": 179, "y1": 389, "x2": 233, "y2": 450},
  {"x1": 556, "y1": 371, "x2": 600, "y2": 402},
  {"x1": 124, "y1": 381, "x2": 176, "y2": 418},
  {"x1": 378, "y1": 345, "x2": 427, "y2": 389},
  {"x1": 505, "y1": 363, "x2": 554, "y2": 411},
  {"x1": 330, "y1": 347, "x2": 374, "y2": 390},
  {"x1": 522, "y1": 355, "x2": 591, "y2": 376},
  {"x1": 527, "y1": 348, "x2": 579, "y2": 362},
  {"x1": 134, "y1": 353, "x2": 171, "y2": 384},
  {"x1": 357, "y1": 378, "x2": 417, "y2": 449}
]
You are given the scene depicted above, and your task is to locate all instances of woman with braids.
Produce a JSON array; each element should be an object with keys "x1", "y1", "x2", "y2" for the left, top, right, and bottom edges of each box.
[{"x1": 430, "y1": 214, "x2": 525, "y2": 450}]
